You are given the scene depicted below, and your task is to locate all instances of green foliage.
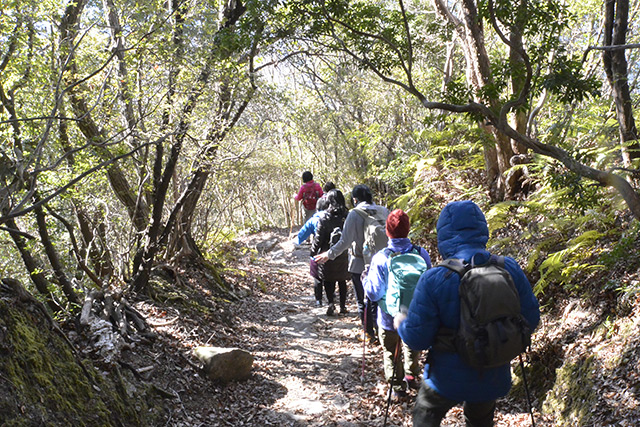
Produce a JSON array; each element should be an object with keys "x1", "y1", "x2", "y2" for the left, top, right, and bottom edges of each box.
[
  {"x1": 389, "y1": 123, "x2": 488, "y2": 242},
  {"x1": 443, "y1": 77, "x2": 472, "y2": 106},
  {"x1": 485, "y1": 201, "x2": 522, "y2": 230},
  {"x1": 476, "y1": 0, "x2": 603, "y2": 107},
  {"x1": 540, "y1": 51, "x2": 601, "y2": 103},
  {"x1": 548, "y1": 171, "x2": 603, "y2": 213},
  {"x1": 483, "y1": 168, "x2": 633, "y2": 301},
  {"x1": 534, "y1": 230, "x2": 606, "y2": 295},
  {"x1": 526, "y1": 153, "x2": 609, "y2": 214}
]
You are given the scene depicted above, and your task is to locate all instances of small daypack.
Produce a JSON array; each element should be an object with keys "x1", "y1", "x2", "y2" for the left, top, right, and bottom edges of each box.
[
  {"x1": 301, "y1": 184, "x2": 321, "y2": 210},
  {"x1": 379, "y1": 246, "x2": 428, "y2": 317},
  {"x1": 435, "y1": 255, "x2": 532, "y2": 369},
  {"x1": 329, "y1": 226, "x2": 342, "y2": 246},
  {"x1": 354, "y1": 207, "x2": 388, "y2": 264}
]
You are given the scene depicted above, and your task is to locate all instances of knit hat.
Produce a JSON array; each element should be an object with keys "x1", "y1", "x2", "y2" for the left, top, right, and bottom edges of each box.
[{"x1": 386, "y1": 209, "x2": 410, "y2": 238}]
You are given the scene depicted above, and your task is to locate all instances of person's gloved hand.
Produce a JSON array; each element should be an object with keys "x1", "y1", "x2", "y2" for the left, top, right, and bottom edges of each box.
[{"x1": 393, "y1": 308, "x2": 408, "y2": 330}]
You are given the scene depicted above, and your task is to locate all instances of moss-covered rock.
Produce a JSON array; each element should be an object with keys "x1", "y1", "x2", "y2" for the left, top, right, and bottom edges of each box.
[
  {"x1": 0, "y1": 287, "x2": 157, "y2": 426},
  {"x1": 541, "y1": 354, "x2": 597, "y2": 426}
]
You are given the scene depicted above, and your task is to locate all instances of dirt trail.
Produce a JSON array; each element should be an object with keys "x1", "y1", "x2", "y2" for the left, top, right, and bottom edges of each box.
[{"x1": 228, "y1": 229, "x2": 414, "y2": 426}]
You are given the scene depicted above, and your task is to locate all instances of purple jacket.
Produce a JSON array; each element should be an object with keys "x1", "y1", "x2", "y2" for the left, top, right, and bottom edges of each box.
[{"x1": 364, "y1": 237, "x2": 432, "y2": 331}]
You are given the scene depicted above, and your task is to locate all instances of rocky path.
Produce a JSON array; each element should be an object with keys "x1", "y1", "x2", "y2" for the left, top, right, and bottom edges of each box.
[
  {"x1": 225, "y1": 229, "x2": 415, "y2": 426},
  {"x1": 221, "y1": 229, "x2": 537, "y2": 426}
]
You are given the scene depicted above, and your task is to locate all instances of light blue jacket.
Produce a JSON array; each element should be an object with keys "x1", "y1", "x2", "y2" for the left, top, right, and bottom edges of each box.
[
  {"x1": 295, "y1": 211, "x2": 323, "y2": 245},
  {"x1": 364, "y1": 237, "x2": 432, "y2": 331},
  {"x1": 398, "y1": 200, "x2": 540, "y2": 403}
]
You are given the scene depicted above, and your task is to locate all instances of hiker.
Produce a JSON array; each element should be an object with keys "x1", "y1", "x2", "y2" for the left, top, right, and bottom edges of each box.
[
  {"x1": 310, "y1": 190, "x2": 350, "y2": 315},
  {"x1": 396, "y1": 200, "x2": 540, "y2": 427},
  {"x1": 294, "y1": 196, "x2": 329, "y2": 247},
  {"x1": 314, "y1": 184, "x2": 389, "y2": 342},
  {"x1": 293, "y1": 197, "x2": 330, "y2": 306},
  {"x1": 364, "y1": 209, "x2": 432, "y2": 401},
  {"x1": 323, "y1": 181, "x2": 336, "y2": 193},
  {"x1": 294, "y1": 182, "x2": 335, "y2": 246},
  {"x1": 294, "y1": 171, "x2": 323, "y2": 223}
]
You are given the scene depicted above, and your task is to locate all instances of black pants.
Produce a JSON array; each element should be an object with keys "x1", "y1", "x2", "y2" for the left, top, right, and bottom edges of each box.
[
  {"x1": 413, "y1": 384, "x2": 495, "y2": 427},
  {"x1": 351, "y1": 272, "x2": 377, "y2": 336},
  {"x1": 315, "y1": 279, "x2": 347, "y2": 306},
  {"x1": 334, "y1": 280, "x2": 347, "y2": 308},
  {"x1": 313, "y1": 277, "x2": 323, "y2": 303}
]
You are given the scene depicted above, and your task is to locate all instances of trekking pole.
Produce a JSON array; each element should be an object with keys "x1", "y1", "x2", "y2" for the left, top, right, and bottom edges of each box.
[
  {"x1": 519, "y1": 353, "x2": 536, "y2": 427},
  {"x1": 383, "y1": 339, "x2": 402, "y2": 427},
  {"x1": 361, "y1": 304, "x2": 368, "y2": 382}
]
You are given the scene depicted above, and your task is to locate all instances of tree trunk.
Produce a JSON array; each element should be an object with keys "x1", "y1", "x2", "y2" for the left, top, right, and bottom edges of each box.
[
  {"x1": 603, "y1": 0, "x2": 640, "y2": 165},
  {"x1": 58, "y1": 98, "x2": 114, "y2": 281},
  {"x1": 5, "y1": 217, "x2": 62, "y2": 312},
  {"x1": 506, "y1": 6, "x2": 530, "y2": 198},
  {"x1": 60, "y1": 0, "x2": 150, "y2": 232},
  {"x1": 34, "y1": 200, "x2": 80, "y2": 305},
  {"x1": 74, "y1": 204, "x2": 115, "y2": 279},
  {"x1": 434, "y1": 0, "x2": 522, "y2": 201}
]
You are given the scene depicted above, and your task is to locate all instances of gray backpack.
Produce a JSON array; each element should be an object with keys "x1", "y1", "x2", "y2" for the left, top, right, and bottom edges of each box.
[
  {"x1": 435, "y1": 255, "x2": 531, "y2": 369},
  {"x1": 353, "y1": 207, "x2": 388, "y2": 265}
]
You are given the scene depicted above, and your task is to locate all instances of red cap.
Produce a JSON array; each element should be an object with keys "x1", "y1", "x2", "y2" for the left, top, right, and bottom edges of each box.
[{"x1": 386, "y1": 209, "x2": 410, "y2": 238}]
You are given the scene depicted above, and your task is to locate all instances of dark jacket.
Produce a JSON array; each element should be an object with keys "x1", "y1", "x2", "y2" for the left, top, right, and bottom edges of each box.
[
  {"x1": 398, "y1": 200, "x2": 540, "y2": 403},
  {"x1": 311, "y1": 210, "x2": 350, "y2": 282}
]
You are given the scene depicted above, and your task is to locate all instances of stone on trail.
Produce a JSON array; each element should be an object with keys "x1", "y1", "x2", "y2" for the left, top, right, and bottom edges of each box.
[{"x1": 194, "y1": 347, "x2": 254, "y2": 384}]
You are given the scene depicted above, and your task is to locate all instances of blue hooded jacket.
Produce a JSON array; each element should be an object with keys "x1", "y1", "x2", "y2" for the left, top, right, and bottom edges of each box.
[{"x1": 398, "y1": 200, "x2": 540, "y2": 403}]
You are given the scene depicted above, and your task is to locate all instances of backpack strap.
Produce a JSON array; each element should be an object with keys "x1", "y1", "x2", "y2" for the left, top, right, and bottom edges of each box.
[
  {"x1": 432, "y1": 258, "x2": 467, "y2": 354},
  {"x1": 353, "y1": 207, "x2": 369, "y2": 219},
  {"x1": 385, "y1": 245, "x2": 422, "y2": 259},
  {"x1": 437, "y1": 258, "x2": 468, "y2": 276},
  {"x1": 354, "y1": 206, "x2": 385, "y2": 222},
  {"x1": 492, "y1": 254, "x2": 505, "y2": 268}
]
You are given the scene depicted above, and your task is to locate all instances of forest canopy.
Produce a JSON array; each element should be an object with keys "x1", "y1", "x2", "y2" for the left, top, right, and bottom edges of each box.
[{"x1": 0, "y1": 0, "x2": 639, "y2": 312}]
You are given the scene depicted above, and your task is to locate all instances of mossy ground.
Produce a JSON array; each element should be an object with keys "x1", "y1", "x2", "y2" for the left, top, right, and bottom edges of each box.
[{"x1": 0, "y1": 293, "x2": 158, "y2": 426}]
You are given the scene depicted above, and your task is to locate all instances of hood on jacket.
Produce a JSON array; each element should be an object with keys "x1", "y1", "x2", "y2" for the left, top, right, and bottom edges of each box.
[{"x1": 436, "y1": 200, "x2": 489, "y2": 260}]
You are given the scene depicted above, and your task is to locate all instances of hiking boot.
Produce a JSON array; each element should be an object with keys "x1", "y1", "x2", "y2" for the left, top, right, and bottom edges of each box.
[
  {"x1": 315, "y1": 300, "x2": 322, "y2": 307},
  {"x1": 391, "y1": 389, "x2": 408, "y2": 402},
  {"x1": 366, "y1": 331, "x2": 379, "y2": 346},
  {"x1": 404, "y1": 375, "x2": 421, "y2": 390},
  {"x1": 340, "y1": 305, "x2": 348, "y2": 314},
  {"x1": 326, "y1": 304, "x2": 336, "y2": 316}
]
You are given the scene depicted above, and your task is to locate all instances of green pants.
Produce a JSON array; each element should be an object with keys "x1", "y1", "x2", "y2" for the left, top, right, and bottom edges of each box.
[{"x1": 378, "y1": 328, "x2": 421, "y2": 391}]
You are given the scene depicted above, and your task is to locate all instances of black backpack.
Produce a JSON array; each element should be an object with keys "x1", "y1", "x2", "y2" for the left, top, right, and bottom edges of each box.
[
  {"x1": 435, "y1": 255, "x2": 532, "y2": 369},
  {"x1": 329, "y1": 226, "x2": 342, "y2": 246}
]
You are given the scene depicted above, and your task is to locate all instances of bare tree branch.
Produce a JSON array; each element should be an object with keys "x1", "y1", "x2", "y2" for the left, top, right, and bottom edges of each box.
[{"x1": 0, "y1": 137, "x2": 165, "y2": 225}]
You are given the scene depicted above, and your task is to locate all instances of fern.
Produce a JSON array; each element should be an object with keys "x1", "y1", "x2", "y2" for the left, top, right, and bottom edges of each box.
[
  {"x1": 486, "y1": 201, "x2": 522, "y2": 230},
  {"x1": 598, "y1": 221, "x2": 640, "y2": 268},
  {"x1": 535, "y1": 230, "x2": 606, "y2": 294}
]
